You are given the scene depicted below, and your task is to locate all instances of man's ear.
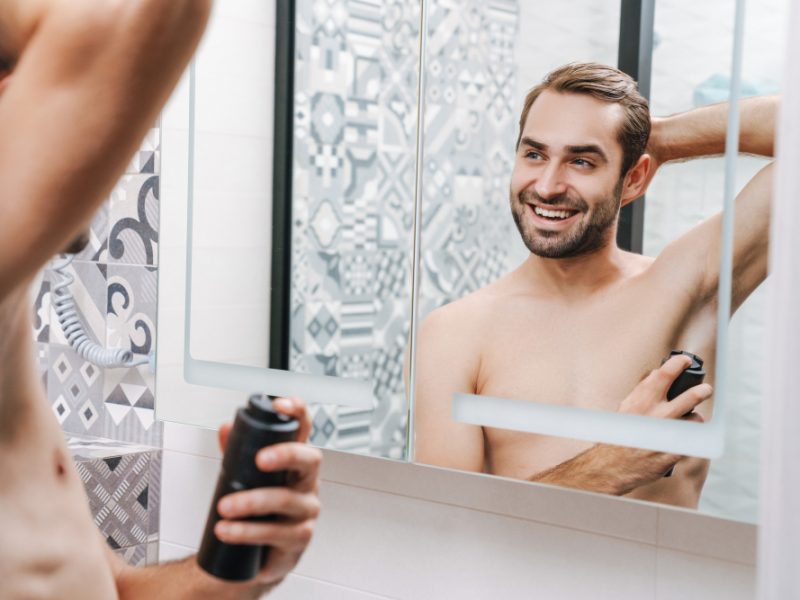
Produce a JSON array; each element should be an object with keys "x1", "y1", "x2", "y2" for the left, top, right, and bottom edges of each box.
[{"x1": 619, "y1": 154, "x2": 653, "y2": 207}]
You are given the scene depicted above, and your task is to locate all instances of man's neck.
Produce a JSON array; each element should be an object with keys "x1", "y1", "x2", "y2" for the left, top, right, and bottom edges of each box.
[{"x1": 519, "y1": 241, "x2": 634, "y2": 298}]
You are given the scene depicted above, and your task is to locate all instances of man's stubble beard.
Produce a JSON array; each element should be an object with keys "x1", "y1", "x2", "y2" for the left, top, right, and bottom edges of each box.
[{"x1": 511, "y1": 179, "x2": 623, "y2": 259}]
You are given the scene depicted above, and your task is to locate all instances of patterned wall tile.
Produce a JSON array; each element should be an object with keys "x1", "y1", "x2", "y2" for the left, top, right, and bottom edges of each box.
[
  {"x1": 106, "y1": 265, "x2": 157, "y2": 359},
  {"x1": 292, "y1": 0, "x2": 419, "y2": 457},
  {"x1": 35, "y1": 342, "x2": 49, "y2": 390},
  {"x1": 49, "y1": 261, "x2": 108, "y2": 347},
  {"x1": 74, "y1": 205, "x2": 110, "y2": 263},
  {"x1": 108, "y1": 174, "x2": 159, "y2": 267},
  {"x1": 47, "y1": 344, "x2": 105, "y2": 437},
  {"x1": 114, "y1": 544, "x2": 148, "y2": 568},
  {"x1": 147, "y1": 450, "x2": 162, "y2": 542},
  {"x1": 31, "y1": 272, "x2": 51, "y2": 343},
  {"x1": 31, "y1": 129, "x2": 164, "y2": 550},
  {"x1": 102, "y1": 364, "x2": 161, "y2": 447},
  {"x1": 75, "y1": 451, "x2": 152, "y2": 549}
]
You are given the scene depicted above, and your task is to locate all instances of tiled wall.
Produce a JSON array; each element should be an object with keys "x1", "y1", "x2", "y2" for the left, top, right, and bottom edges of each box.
[
  {"x1": 33, "y1": 127, "x2": 163, "y2": 448},
  {"x1": 31, "y1": 128, "x2": 164, "y2": 564},
  {"x1": 289, "y1": 0, "x2": 421, "y2": 456}
]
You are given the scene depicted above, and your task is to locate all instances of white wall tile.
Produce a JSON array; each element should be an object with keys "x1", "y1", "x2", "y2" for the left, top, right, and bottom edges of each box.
[
  {"x1": 298, "y1": 481, "x2": 657, "y2": 600},
  {"x1": 158, "y1": 541, "x2": 195, "y2": 562},
  {"x1": 656, "y1": 549, "x2": 755, "y2": 600},
  {"x1": 160, "y1": 449, "x2": 221, "y2": 548},
  {"x1": 320, "y1": 449, "x2": 659, "y2": 545},
  {"x1": 163, "y1": 420, "x2": 222, "y2": 458},
  {"x1": 657, "y1": 508, "x2": 756, "y2": 565},
  {"x1": 194, "y1": 16, "x2": 274, "y2": 138},
  {"x1": 270, "y1": 575, "x2": 398, "y2": 600}
]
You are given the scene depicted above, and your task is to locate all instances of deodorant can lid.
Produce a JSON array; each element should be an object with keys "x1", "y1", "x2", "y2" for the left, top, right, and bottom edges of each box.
[{"x1": 247, "y1": 393, "x2": 295, "y2": 425}]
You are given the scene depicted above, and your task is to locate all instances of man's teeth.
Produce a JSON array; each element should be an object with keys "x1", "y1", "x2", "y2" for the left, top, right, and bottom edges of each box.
[{"x1": 534, "y1": 206, "x2": 573, "y2": 219}]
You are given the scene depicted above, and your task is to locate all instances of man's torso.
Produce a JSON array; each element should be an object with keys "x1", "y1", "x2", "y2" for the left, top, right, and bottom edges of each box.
[
  {"x1": 464, "y1": 253, "x2": 715, "y2": 507},
  {"x1": 0, "y1": 285, "x2": 117, "y2": 600}
]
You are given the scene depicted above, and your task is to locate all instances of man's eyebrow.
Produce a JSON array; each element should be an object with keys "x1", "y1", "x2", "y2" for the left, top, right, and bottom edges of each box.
[
  {"x1": 519, "y1": 137, "x2": 547, "y2": 150},
  {"x1": 566, "y1": 144, "x2": 608, "y2": 162}
]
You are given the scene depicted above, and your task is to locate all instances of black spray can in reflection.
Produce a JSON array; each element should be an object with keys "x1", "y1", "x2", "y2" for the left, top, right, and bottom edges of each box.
[
  {"x1": 197, "y1": 394, "x2": 299, "y2": 581},
  {"x1": 663, "y1": 350, "x2": 706, "y2": 477}
]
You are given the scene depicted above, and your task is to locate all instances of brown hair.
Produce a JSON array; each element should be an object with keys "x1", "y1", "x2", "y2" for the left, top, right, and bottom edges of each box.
[{"x1": 517, "y1": 62, "x2": 650, "y2": 176}]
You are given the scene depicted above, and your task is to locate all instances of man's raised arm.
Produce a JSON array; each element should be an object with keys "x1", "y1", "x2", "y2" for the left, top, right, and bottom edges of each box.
[
  {"x1": 0, "y1": 0, "x2": 211, "y2": 298},
  {"x1": 648, "y1": 96, "x2": 777, "y2": 312},
  {"x1": 649, "y1": 95, "x2": 777, "y2": 164}
]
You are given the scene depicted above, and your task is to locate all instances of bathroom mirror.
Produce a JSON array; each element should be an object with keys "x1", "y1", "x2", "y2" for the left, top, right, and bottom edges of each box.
[
  {"x1": 411, "y1": 0, "x2": 786, "y2": 523},
  {"x1": 157, "y1": 0, "x2": 420, "y2": 459}
]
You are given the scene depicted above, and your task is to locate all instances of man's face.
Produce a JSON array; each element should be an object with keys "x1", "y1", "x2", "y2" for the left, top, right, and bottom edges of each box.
[{"x1": 510, "y1": 90, "x2": 627, "y2": 259}]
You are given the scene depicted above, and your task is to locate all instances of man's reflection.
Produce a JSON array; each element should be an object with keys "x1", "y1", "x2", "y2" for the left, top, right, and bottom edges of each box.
[{"x1": 414, "y1": 62, "x2": 776, "y2": 508}]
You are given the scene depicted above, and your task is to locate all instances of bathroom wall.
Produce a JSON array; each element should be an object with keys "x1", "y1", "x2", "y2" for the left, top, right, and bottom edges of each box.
[
  {"x1": 159, "y1": 424, "x2": 757, "y2": 600},
  {"x1": 31, "y1": 124, "x2": 163, "y2": 564}
]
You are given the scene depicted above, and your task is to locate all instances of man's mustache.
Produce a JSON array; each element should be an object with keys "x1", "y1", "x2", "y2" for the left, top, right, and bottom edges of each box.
[{"x1": 518, "y1": 189, "x2": 587, "y2": 212}]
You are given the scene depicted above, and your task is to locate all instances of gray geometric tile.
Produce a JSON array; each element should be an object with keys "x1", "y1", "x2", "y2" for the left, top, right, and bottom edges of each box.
[
  {"x1": 113, "y1": 544, "x2": 147, "y2": 567},
  {"x1": 48, "y1": 260, "x2": 108, "y2": 347},
  {"x1": 47, "y1": 344, "x2": 104, "y2": 437},
  {"x1": 31, "y1": 271, "x2": 51, "y2": 343},
  {"x1": 108, "y1": 174, "x2": 159, "y2": 266},
  {"x1": 310, "y1": 405, "x2": 337, "y2": 447},
  {"x1": 102, "y1": 364, "x2": 162, "y2": 447},
  {"x1": 147, "y1": 450, "x2": 162, "y2": 542},
  {"x1": 125, "y1": 128, "x2": 161, "y2": 175},
  {"x1": 74, "y1": 204, "x2": 110, "y2": 263},
  {"x1": 35, "y1": 343, "x2": 49, "y2": 390},
  {"x1": 75, "y1": 451, "x2": 152, "y2": 549},
  {"x1": 106, "y1": 265, "x2": 157, "y2": 360}
]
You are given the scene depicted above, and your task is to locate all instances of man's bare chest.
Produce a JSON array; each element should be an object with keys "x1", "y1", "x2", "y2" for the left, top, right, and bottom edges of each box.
[{"x1": 475, "y1": 289, "x2": 700, "y2": 411}]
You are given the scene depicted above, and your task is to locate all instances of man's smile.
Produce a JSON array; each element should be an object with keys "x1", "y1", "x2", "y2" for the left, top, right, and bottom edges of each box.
[{"x1": 525, "y1": 201, "x2": 582, "y2": 231}]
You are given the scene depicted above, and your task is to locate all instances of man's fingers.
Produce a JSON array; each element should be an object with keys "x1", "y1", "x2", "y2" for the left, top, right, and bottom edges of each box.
[
  {"x1": 272, "y1": 397, "x2": 312, "y2": 443},
  {"x1": 661, "y1": 383, "x2": 713, "y2": 418},
  {"x1": 650, "y1": 354, "x2": 693, "y2": 395},
  {"x1": 214, "y1": 518, "x2": 315, "y2": 550},
  {"x1": 256, "y1": 442, "x2": 322, "y2": 492},
  {"x1": 217, "y1": 487, "x2": 321, "y2": 521}
]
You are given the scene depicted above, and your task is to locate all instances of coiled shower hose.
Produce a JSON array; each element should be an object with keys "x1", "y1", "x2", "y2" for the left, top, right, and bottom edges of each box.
[{"x1": 51, "y1": 254, "x2": 150, "y2": 369}]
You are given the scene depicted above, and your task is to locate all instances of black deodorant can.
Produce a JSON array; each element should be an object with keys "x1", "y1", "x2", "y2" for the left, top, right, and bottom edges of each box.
[
  {"x1": 665, "y1": 350, "x2": 705, "y2": 401},
  {"x1": 663, "y1": 350, "x2": 705, "y2": 477},
  {"x1": 197, "y1": 394, "x2": 300, "y2": 581}
]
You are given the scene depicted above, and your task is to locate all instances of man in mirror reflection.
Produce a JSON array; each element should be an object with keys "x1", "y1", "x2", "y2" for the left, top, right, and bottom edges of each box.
[
  {"x1": 0, "y1": 2, "x2": 319, "y2": 598},
  {"x1": 415, "y1": 62, "x2": 775, "y2": 508}
]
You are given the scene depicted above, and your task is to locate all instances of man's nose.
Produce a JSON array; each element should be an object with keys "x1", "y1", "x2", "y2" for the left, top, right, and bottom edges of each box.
[{"x1": 534, "y1": 163, "x2": 567, "y2": 200}]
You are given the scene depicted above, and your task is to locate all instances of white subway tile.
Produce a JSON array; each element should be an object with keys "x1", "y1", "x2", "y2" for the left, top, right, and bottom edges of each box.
[
  {"x1": 298, "y1": 481, "x2": 657, "y2": 600},
  {"x1": 160, "y1": 449, "x2": 221, "y2": 548},
  {"x1": 656, "y1": 508, "x2": 756, "y2": 565},
  {"x1": 270, "y1": 574, "x2": 398, "y2": 600},
  {"x1": 655, "y1": 549, "x2": 755, "y2": 600}
]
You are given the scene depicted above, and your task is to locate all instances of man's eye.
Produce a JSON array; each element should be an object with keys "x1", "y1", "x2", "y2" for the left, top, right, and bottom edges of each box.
[
  {"x1": 525, "y1": 151, "x2": 542, "y2": 160},
  {"x1": 573, "y1": 158, "x2": 593, "y2": 167}
]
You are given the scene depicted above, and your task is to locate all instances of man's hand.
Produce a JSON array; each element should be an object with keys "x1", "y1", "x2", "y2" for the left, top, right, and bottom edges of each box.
[
  {"x1": 533, "y1": 355, "x2": 712, "y2": 495},
  {"x1": 618, "y1": 353, "x2": 711, "y2": 423},
  {"x1": 214, "y1": 397, "x2": 321, "y2": 587}
]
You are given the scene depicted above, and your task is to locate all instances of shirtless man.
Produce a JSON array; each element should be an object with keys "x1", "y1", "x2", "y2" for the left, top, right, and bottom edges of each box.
[
  {"x1": 415, "y1": 62, "x2": 775, "y2": 508},
  {"x1": 0, "y1": 2, "x2": 320, "y2": 598}
]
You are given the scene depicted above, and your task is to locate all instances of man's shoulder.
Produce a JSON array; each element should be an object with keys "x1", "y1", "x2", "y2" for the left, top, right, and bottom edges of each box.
[{"x1": 420, "y1": 284, "x2": 508, "y2": 340}]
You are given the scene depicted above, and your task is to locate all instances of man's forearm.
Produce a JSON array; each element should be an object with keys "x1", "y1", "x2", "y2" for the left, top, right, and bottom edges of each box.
[
  {"x1": 654, "y1": 95, "x2": 777, "y2": 162},
  {"x1": 531, "y1": 444, "x2": 674, "y2": 496},
  {"x1": 115, "y1": 555, "x2": 279, "y2": 600}
]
